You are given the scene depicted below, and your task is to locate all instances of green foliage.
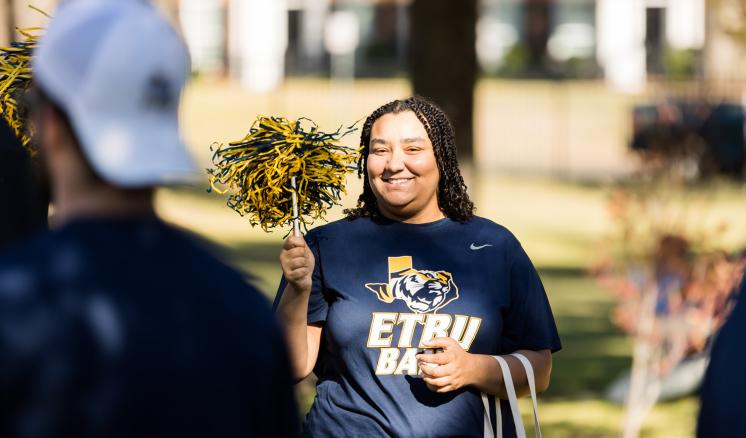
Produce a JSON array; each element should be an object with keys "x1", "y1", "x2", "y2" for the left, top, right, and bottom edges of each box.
[
  {"x1": 499, "y1": 42, "x2": 531, "y2": 77},
  {"x1": 663, "y1": 48, "x2": 699, "y2": 81}
]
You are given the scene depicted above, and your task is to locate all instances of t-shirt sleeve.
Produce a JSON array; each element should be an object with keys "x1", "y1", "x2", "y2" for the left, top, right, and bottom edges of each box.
[
  {"x1": 272, "y1": 231, "x2": 328, "y2": 324},
  {"x1": 500, "y1": 239, "x2": 562, "y2": 354}
]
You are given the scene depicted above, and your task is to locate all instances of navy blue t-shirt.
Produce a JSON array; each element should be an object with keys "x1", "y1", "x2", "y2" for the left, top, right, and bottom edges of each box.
[
  {"x1": 698, "y1": 278, "x2": 746, "y2": 437},
  {"x1": 0, "y1": 217, "x2": 297, "y2": 438},
  {"x1": 274, "y1": 216, "x2": 561, "y2": 437}
]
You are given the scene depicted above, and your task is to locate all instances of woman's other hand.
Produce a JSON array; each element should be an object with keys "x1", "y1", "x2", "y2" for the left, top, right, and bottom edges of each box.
[{"x1": 417, "y1": 337, "x2": 478, "y2": 393}]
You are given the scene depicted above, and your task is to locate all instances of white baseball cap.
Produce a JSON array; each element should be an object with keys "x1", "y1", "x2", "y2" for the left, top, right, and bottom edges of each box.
[{"x1": 32, "y1": 0, "x2": 197, "y2": 187}]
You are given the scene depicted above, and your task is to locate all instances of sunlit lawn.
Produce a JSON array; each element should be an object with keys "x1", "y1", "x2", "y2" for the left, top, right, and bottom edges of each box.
[
  {"x1": 158, "y1": 78, "x2": 746, "y2": 437},
  {"x1": 157, "y1": 172, "x2": 746, "y2": 437}
]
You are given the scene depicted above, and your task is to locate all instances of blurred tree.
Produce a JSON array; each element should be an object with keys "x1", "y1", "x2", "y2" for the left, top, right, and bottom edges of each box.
[
  {"x1": 524, "y1": 0, "x2": 551, "y2": 76},
  {"x1": 712, "y1": 0, "x2": 746, "y2": 44},
  {"x1": 410, "y1": 0, "x2": 477, "y2": 163}
]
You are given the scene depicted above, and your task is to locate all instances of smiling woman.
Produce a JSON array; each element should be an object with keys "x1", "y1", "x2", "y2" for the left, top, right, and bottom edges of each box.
[
  {"x1": 366, "y1": 111, "x2": 442, "y2": 223},
  {"x1": 273, "y1": 96, "x2": 562, "y2": 438},
  {"x1": 347, "y1": 96, "x2": 475, "y2": 223}
]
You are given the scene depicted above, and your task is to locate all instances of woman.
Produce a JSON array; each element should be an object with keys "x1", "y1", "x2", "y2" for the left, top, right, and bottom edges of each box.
[{"x1": 274, "y1": 96, "x2": 561, "y2": 437}]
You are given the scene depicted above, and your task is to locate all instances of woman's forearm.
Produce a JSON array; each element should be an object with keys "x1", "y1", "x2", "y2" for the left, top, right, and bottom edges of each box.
[
  {"x1": 275, "y1": 283, "x2": 313, "y2": 380},
  {"x1": 469, "y1": 349, "x2": 552, "y2": 399}
]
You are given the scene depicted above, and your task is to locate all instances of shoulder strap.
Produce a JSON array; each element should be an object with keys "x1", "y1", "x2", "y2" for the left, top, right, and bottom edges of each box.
[
  {"x1": 481, "y1": 392, "x2": 502, "y2": 438},
  {"x1": 481, "y1": 393, "x2": 493, "y2": 438},
  {"x1": 483, "y1": 354, "x2": 543, "y2": 438},
  {"x1": 510, "y1": 353, "x2": 542, "y2": 438},
  {"x1": 492, "y1": 355, "x2": 526, "y2": 438}
]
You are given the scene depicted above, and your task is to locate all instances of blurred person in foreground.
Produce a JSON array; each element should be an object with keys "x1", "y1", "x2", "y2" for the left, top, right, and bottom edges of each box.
[
  {"x1": 697, "y1": 275, "x2": 746, "y2": 436},
  {"x1": 0, "y1": 1, "x2": 297, "y2": 437},
  {"x1": 0, "y1": 119, "x2": 48, "y2": 246},
  {"x1": 274, "y1": 96, "x2": 561, "y2": 437}
]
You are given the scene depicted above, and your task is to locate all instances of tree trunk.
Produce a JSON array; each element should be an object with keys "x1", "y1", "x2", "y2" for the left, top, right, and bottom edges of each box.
[
  {"x1": 409, "y1": 0, "x2": 477, "y2": 163},
  {"x1": 524, "y1": 0, "x2": 551, "y2": 76}
]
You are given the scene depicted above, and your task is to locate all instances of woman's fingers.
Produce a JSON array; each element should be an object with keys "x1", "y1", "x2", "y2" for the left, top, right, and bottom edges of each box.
[
  {"x1": 279, "y1": 235, "x2": 315, "y2": 293},
  {"x1": 281, "y1": 247, "x2": 309, "y2": 262},
  {"x1": 419, "y1": 362, "x2": 453, "y2": 378},
  {"x1": 425, "y1": 382, "x2": 454, "y2": 393},
  {"x1": 281, "y1": 246, "x2": 308, "y2": 260},
  {"x1": 422, "y1": 375, "x2": 451, "y2": 388},
  {"x1": 284, "y1": 258, "x2": 312, "y2": 272},
  {"x1": 283, "y1": 235, "x2": 307, "y2": 250},
  {"x1": 416, "y1": 352, "x2": 451, "y2": 365},
  {"x1": 423, "y1": 337, "x2": 459, "y2": 350}
]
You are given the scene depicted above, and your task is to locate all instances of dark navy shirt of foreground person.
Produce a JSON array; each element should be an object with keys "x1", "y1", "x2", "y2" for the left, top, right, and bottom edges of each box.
[
  {"x1": 274, "y1": 216, "x2": 561, "y2": 438},
  {"x1": 0, "y1": 218, "x2": 297, "y2": 438},
  {"x1": 698, "y1": 278, "x2": 746, "y2": 437}
]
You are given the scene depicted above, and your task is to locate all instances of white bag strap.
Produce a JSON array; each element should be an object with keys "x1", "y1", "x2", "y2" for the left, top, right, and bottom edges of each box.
[
  {"x1": 483, "y1": 354, "x2": 542, "y2": 438},
  {"x1": 493, "y1": 355, "x2": 525, "y2": 438},
  {"x1": 481, "y1": 393, "x2": 492, "y2": 437},
  {"x1": 480, "y1": 393, "x2": 502, "y2": 438},
  {"x1": 510, "y1": 353, "x2": 542, "y2": 438}
]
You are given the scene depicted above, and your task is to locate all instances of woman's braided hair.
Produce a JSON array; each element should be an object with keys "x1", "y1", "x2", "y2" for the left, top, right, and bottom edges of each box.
[{"x1": 344, "y1": 95, "x2": 475, "y2": 221}]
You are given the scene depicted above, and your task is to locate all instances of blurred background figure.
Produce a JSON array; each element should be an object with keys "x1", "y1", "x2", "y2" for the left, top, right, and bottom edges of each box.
[
  {"x1": 697, "y1": 275, "x2": 746, "y2": 437},
  {"x1": 0, "y1": 1, "x2": 296, "y2": 437}
]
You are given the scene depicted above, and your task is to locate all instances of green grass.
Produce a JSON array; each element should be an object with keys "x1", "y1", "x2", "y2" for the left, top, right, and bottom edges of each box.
[
  {"x1": 156, "y1": 172, "x2": 743, "y2": 437},
  {"x1": 533, "y1": 398, "x2": 698, "y2": 437},
  {"x1": 540, "y1": 269, "x2": 630, "y2": 399}
]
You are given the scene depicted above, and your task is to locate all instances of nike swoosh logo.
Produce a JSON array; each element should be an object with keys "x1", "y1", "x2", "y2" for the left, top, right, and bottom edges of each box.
[{"x1": 470, "y1": 243, "x2": 493, "y2": 250}]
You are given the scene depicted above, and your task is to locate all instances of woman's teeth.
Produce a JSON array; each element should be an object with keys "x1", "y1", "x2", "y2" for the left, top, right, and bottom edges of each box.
[{"x1": 386, "y1": 178, "x2": 412, "y2": 185}]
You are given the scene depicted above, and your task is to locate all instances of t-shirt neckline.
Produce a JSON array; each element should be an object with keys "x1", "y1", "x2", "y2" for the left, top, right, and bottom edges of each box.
[{"x1": 373, "y1": 216, "x2": 452, "y2": 230}]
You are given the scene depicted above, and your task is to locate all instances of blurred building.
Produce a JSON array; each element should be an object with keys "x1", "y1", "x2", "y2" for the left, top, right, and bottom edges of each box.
[
  {"x1": 0, "y1": 0, "x2": 743, "y2": 179},
  {"x1": 173, "y1": 0, "x2": 745, "y2": 93},
  {"x1": 0, "y1": 0, "x2": 741, "y2": 93}
]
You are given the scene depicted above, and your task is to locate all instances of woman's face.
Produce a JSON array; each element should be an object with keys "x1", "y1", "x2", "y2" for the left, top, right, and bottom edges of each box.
[{"x1": 367, "y1": 111, "x2": 442, "y2": 223}]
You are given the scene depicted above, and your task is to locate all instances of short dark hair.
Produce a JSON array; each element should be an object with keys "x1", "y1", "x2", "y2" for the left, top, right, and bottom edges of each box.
[
  {"x1": 344, "y1": 95, "x2": 475, "y2": 222},
  {"x1": 26, "y1": 85, "x2": 107, "y2": 187}
]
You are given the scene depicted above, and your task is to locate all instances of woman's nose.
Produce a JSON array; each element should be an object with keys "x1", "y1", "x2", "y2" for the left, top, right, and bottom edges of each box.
[{"x1": 385, "y1": 146, "x2": 405, "y2": 172}]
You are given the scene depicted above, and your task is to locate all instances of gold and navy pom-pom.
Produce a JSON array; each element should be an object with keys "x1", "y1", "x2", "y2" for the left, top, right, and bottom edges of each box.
[
  {"x1": 207, "y1": 116, "x2": 360, "y2": 232},
  {"x1": 0, "y1": 6, "x2": 49, "y2": 155}
]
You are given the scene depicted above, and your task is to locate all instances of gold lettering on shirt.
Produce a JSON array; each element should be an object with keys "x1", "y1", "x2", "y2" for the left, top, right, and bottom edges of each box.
[
  {"x1": 396, "y1": 313, "x2": 425, "y2": 348},
  {"x1": 368, "y1": 313, "x2": 483, "y2": 376},
  {"x1": 367, "y1": 312, "x2": 398, "y2": 348}
]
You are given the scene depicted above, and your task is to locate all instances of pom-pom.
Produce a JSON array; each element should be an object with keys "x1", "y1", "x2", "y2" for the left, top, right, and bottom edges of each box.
[
  {"x1": 0, "y1": 6, "x2": 50, "y2": 155},
  {"x1": 207, "y1": 116, "x2": 359, "y2": 232}
]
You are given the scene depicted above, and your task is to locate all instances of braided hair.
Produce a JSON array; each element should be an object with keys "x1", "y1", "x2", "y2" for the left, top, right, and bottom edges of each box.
[{"x1": 345, "y1": 95, "x2": 475, "y2": 222}]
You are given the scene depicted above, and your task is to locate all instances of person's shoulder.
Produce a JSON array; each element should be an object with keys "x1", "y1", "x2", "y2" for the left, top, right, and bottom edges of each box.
[
  {"x1": 164, "y1": 224, "x2": 278, "y2": 323},
  {"x1": 165, "y1": 225, "x2": 262, "y2": 289},
  {"x1": 0, "y1": 228, "x2": 58, "y2": 267},
  {"x1": 458, "y1": 216, "x2": 521, "y2": 248},
  {"x1": 0, "y1": 230, "x2": 59, "y2": 303},
  {"x1": 305, "y1": 216, "x2": 371, "y2": 239}
]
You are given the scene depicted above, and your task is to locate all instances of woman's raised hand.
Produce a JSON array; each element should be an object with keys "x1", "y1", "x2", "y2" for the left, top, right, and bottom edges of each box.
[{"x1": 280, "y1": 235, "x2": 315, "y2": 295}]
